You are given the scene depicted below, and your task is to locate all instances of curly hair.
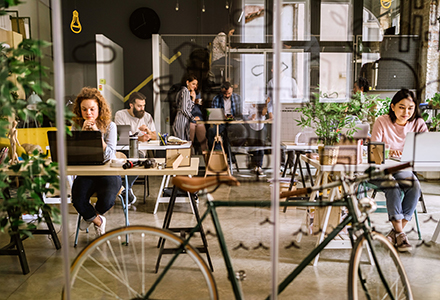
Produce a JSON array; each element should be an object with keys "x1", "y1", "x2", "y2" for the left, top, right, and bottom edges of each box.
[{"x1": 72, "y1": 87, "x2": 112, "y2": 133}]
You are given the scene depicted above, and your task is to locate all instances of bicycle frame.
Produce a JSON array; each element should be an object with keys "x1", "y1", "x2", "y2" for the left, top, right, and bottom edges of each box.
[{"x1": 146, "y1": 162, "x2": 412, "y2": 299}]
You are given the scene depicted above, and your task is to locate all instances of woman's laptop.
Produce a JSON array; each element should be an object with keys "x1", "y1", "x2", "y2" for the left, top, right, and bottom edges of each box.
[
  {"x1": 399, "y1": 132, "x2": 440, "y2": 162},
  {"x1": 116, "y1": 125, "x2": 131, "y2": 145},
  {"x1": 47, "y1": 131, "x2": 107, "y2": 165}
]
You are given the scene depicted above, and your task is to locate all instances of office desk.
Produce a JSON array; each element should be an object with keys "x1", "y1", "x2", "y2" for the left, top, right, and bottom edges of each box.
[
  {"x1": 199, "y1": 120, "x2": 272, "y2": 176},
  {"x1": 68, "y1": 157, "x2": 200, "y2": 216},
  {"x1": 116, "y1": 140, "x2": 191, "y2": 151},
  {"x1": 281, "y1": 142, "x2": 318, "y2": 189}
]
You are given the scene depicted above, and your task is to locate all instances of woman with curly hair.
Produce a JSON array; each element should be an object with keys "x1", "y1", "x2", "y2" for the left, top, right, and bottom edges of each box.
[{"x1": 71, "y1": 87, "x2": 121, "y2": 236}]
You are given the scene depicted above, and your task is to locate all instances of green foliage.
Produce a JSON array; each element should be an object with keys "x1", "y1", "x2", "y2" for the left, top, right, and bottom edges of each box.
[
  {"x1": 375, "y1": 97, "x2": 392, "y2": 117},
  {"x1": 346, "y1": 92, "x2": 378, "y2": 123},
  {"x1": 424, "y1": 93, "x2": 440, "y2": 131},
  {"x1": 0, "y1": 38, "x2": 68, "y2": 236},
  {"x1": 294, "y1": 89, "x2": 357, "y2": 145}
]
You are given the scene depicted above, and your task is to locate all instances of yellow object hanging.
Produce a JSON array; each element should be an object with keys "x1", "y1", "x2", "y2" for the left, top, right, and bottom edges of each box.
[
  {"x1": 70, "y1": 10, "x2": 82, "y2": 34},
  {"x1": 380, "y1": 0, "x2": 392, "y2": 9}
]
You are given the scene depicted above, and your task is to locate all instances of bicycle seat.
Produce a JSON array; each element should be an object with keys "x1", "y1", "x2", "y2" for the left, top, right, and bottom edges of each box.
[{"x1": 172, "y1": 175, "x2": 240, "y2": 193}]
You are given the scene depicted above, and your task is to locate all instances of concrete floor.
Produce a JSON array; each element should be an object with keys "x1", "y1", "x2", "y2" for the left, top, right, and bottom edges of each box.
[{"x1": 1, "y1": 168, "x2": 440, "y2": 299}]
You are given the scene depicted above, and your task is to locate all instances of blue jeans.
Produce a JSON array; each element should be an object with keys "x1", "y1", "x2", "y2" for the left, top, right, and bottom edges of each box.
[
  {"x1": 72, "y1": 176, "x2": 122, "y2": 222},
  {"x1": 369, "y1": 171, "x2": 421, "y2": 221}
]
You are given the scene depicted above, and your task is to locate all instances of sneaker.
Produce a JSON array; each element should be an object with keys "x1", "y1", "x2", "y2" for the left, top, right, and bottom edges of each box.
[
  {"x1": 128, "y1": 188, "x2": 137, "y2": 205},
  {"x1": 395, "y1": 232, "x2": 412, "y2": 252},
  {"x1": 386, "y1": 229, "x2": 397, "y2": 246},
  {"x1": 79, "y1": 218, "x2": 92, "y2": 231},
  {"x1": 121, "y1": 187, "x2": 137, "y2": 205},
  {"x1": 94, "y1": 215, "x2": 106, "y2": 237}
]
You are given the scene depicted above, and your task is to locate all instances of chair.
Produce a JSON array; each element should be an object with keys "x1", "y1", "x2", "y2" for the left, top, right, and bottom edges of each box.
[
  {"x1": 358, "y1": 181, "x2": 422, "y2": 240},
  {"x1": 73, "y1": 188, "x2": 125, "y2": 247},
  {"x1": 73, "y1": 152, "x2": 128, "y2": 247},
  {"x1": 115, "y1": 151, "x2": 150, "y2": 203}
]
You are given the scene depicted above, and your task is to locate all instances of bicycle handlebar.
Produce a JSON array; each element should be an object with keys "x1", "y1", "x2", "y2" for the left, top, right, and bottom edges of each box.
[
  {"x1": 382, "y1": 161, "x2": 412, "y2": 175},
  {"x1": 280, "y1": 187, "x2": 312, "y2": 199}
]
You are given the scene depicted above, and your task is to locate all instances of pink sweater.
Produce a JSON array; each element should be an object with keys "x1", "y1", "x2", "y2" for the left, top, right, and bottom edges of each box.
[{"x1": 371, "y1": 115, "x2": 428, "y2": 151}]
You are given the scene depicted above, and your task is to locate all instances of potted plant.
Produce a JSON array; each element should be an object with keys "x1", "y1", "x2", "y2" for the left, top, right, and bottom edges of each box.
[
  {"x1": 346, "y1": 92, "x2": 378, "y2": 126},
  {"x1": 294, "y1": 89, "x2": 357, "y2": 164},
  {"x1": 0, "y1": 38, "x2": 72, "y2": 240},
  {"x1": 422, "y1": 93, "x2": 440, "y2": 131}
]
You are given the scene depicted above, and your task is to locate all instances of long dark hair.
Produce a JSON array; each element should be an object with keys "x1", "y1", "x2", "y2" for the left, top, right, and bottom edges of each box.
[{"x1": 388, "y1": 89, "x2": 422, "y2": 123}]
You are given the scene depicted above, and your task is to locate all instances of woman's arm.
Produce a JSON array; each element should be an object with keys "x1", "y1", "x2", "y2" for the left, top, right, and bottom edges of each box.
[
  {"x1": 103, "y1": 122, "x2": 117, "y2": 160},
  {"x1": 179, "y1": 89, "x2": 196, "y2": 122}
]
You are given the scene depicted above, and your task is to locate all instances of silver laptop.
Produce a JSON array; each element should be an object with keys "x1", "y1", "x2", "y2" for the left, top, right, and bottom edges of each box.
[
  {"x1": 117, "y1": 125, "x2": 131, "y2": 145},
  {"x1": 207, "y1": 108, "x2": 225, "y2": 121},
  {"x1": 400, "y1": 132, "x2": 440, "y2": 162}
]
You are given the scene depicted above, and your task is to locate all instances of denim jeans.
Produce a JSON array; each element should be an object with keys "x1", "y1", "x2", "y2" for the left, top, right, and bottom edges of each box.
[
  {"x1": 72, "y1": 176, "x2": 122, "y2": 221},
  {"x1": 369, "y1": 171, "x2": 421, "y2": 221}
]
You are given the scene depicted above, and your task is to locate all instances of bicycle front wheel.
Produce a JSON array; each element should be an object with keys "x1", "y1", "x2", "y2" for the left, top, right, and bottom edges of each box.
[
  {"x1": 348, "y1": 231, "x2": 413, "y2": 300},
  {"x1": 67, "y1": 226, "x2": 218, "y2": 299}
]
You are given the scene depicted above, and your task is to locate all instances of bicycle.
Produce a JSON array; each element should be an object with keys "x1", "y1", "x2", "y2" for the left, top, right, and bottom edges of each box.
[{"x1": 66, "y1": 163, "x2": 414, "y2": 299}]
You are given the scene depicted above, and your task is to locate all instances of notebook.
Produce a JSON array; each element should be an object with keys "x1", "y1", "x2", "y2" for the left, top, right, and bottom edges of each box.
[
  {"x1": 47, "y1": 131, "x2": 107, "y2": 165},
  {"x1": 207, "y1": 108, "x2": 225, "y2": 121},
  {"x1": 117, "y1": 125, "x2": 131, "y2": 145},
  {"x1": 399, "y1": 132, "x2": 440, "y2": 162}
]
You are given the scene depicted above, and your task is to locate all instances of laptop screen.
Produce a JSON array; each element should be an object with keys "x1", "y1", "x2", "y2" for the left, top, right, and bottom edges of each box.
[
  {"x1": 47, "y1": 131, "x2": 106, "y2": 165},
  {"x1": 116, "y1": 125, "x2": 131, "y2": 145},
  {"x1": 401, "y1": 132, "x2": 440, "y2": 162},
  {"x1": 207, "y1": 108, "x2": 225, "y2": 121}
]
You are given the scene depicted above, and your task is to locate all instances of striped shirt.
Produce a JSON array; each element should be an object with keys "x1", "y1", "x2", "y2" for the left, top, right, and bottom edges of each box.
[{"x1": 173, "y1": 86, "x2": 195, "y2": 140}]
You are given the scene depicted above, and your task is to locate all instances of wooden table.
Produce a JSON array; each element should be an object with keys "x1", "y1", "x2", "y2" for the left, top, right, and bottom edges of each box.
[
  {"x1": 299, "y1": 155, "x2": 413, "y2": 265},
  {"x1": 198, "y1": 120, "x2": 272, "y2": 176},
  {"x1": 67, "y1": 157, "x2": 200, "y2": 217}
]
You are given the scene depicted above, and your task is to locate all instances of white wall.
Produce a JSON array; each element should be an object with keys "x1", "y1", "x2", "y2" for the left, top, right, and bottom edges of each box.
[{"x1": 95, "y1": 34, "x2": 124, "y2": 117}]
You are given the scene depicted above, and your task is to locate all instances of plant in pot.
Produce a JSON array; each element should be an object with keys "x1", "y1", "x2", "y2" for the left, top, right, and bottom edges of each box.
[
  {"x1": 0, "y1": 38, "x2": 72, "y2": 241},
  {"x1": 346, "y1": 92, "x2": 378, "y2": 127},
  {"x1": 422, "y1": 93, "x2": 440, "y2": 131},
  {"x1": 294, "y1": 89, "x2": 357, "y2": 165}
]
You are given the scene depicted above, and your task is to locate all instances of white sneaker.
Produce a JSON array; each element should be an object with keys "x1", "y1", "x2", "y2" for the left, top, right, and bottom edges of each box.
[
  {"x1": 94, "y1": 215, "x2": 106, "y2": 237},
  {"x1": 128, "y1": 188, "x2": 137, "y2": 205},
  {"x1": 79, "y1": 218, "x2": 92, "y2": 231}
]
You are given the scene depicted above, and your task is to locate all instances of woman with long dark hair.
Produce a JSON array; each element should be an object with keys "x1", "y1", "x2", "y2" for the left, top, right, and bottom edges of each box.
[{"x1": 371, "y1": 89, "x2": 428, "y2": 252}]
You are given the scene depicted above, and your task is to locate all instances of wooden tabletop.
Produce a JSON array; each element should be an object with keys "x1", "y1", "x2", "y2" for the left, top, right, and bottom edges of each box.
[
  {"x1": 197, "y1": 120, "x2": 273, "y2": 125},
  {"x1": 66, "y1": 157, "x2": 199, "y2": 176}
]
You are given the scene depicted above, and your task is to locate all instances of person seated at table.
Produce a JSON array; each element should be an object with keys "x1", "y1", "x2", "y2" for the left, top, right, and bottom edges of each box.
[
  {"x1": 370, "y1": 88, "x2": 427, "y2": 252},
  {"x1": 115, "y1": 92, "x2": 157, "y2": 205},
  {"x1": 353, "y1": 76, "x2": 370, "y2": 94},
  {"x1": 243, "y1": 102, "x2": 268, "y2": 176},
  {"x1": 190, "y1": 89, "x2": 208, "y2": 153},
  {"x1": 71, "y1": 87, "x2": 122, "y2": 236},
  {"x1": 207, "y1": 81, "x2": 247, "y2": 152},
  {"x1": 173, "y1": 74, "x2": 200, "y2": 142}
]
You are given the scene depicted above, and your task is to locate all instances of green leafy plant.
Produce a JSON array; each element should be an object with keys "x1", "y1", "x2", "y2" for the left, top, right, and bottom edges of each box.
[
  {"x1": 422, "y1": 93, "x2": 440, "y2": 131},
  {"x1": 294, "y1": 89, "x2": 357, "y2": 145},
  {"x1": 374, "y1": 97, "x2": 392, "y2": 118},
  {"x1": 346, "y1": 92, "x2": 378, "y2": 124},
  {"x1": 0, "y1": 37, "x2": 72, "y2": 236}
]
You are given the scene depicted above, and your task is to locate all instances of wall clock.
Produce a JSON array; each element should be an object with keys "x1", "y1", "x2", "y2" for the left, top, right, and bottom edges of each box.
[{"x1": 129, "y1": 7, "x2": 160, "y2": 40}]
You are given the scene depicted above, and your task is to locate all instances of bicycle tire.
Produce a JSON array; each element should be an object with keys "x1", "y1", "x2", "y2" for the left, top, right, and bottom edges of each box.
[
  {"x1": 348, "y1": 231, "x2": 413, "y2": 300},
  {"x1": 65, "y1": 225, "x2": 218, "y2": 299}
]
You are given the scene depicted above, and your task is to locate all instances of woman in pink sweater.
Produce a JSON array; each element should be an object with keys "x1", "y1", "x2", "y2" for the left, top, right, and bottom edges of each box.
[{"x1": 371, "y1": 89, "x2": 428, "y2": 252}]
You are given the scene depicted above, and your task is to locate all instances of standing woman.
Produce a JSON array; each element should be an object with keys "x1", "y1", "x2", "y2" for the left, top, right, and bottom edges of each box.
[
  {"x1": 173, "y1": 74, "x2": 200, "y2": 141},
  {"x1": 71, "y1": 87, "x2": 122, "y2": 236},
  {"x1": 371, "y1": 89, "x2": 428, "y2": 251}
]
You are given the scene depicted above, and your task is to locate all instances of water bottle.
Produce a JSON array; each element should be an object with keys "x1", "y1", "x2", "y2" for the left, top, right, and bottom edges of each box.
[{"x1": 129, "y1": 136, "x2": 139, "y2": 158}]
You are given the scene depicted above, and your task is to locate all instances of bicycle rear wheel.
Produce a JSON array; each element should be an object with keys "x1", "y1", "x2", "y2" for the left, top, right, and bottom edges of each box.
[
  {"x1": 66, "y1": 226, "x2": 217, "y2": 299},
  {"x1": 348, "y1": 231, "x2": 413, "y2": 300}
]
